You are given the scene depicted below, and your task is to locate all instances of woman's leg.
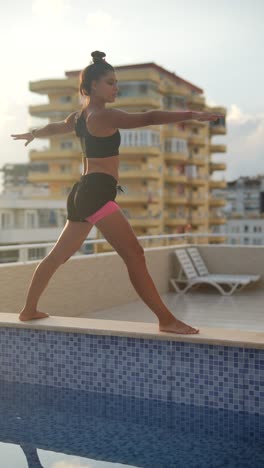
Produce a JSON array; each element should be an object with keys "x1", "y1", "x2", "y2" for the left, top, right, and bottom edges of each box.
[
  {"x1": 95, "y1": 210, "x2": 199, "y2": 335},
  {"x1": 19, "y1": 219, "x2": 93, "y2": 321}
]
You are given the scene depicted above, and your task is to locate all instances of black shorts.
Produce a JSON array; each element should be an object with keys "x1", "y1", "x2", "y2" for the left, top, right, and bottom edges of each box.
[{"x1": 66, "y1": 172, "x2": 124, "y2": 222}]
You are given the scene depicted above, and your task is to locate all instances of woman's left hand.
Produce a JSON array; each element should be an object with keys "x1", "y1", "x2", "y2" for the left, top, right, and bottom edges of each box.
[{"x1": 10, "y1": 132, "x2": 34, "y2": 146}]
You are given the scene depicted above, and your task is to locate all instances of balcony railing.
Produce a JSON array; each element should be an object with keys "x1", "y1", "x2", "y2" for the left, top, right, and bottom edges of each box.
[
  {"x1": 165, "y1": 194, "x2": 188, "y2": 203},
  {"x1": 188, "y1": 155, "x2": 207, "y2": 165},
  {"x1": 209, "y1": 197, "x2": 226, "y2": 207},
  {"x1": 2, "y1": 231, "x2": 250, "y2": 264},
  {"x1": 109, "y1": 96, "x2": 162, "y2": 109},
  {"x1": 209, "y1": 144, "x2": 227, "y2": 153},
  {"x1": 188, "y1": 136, "x2": 206, "y2": 146}
]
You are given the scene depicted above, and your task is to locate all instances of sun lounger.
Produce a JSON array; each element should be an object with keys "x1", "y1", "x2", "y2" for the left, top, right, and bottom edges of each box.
[
  {"x1": 169, "y1": 248, "x2": 260, "y2": 295},
  {"x1": 187, "y1": 247, "x2": 260, "y2": 283}
]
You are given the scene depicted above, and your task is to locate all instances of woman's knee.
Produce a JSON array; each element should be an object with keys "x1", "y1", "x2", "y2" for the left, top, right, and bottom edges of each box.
[{"x1": 122, "y1": 244, "x2": 145, "y2": 264}]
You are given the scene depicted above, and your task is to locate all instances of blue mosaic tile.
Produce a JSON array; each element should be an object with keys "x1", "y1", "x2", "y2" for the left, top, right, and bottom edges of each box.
[
  {"x1": 0, "y1": 328, "x2": 263, "y2": 416},
  {"x1": 103, "y1": 336, "x2": 172, "y2": 400},
  {"x1": 244, "y1": 348, "x2": 264, "y2": 415},
  {"x1": 171, "y1": 343, "x2": 245, "y2": 411},
  {"x1": 0, "y1": 381, "x2": 263, "y2": 468}
]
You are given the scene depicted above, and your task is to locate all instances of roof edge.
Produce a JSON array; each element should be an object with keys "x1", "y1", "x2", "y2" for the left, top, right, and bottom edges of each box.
[{"x1": 65, "y1": 61, "x2": 203, "y2": 93}]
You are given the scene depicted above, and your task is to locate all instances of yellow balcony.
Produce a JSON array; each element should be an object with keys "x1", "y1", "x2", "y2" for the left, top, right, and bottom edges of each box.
[
  {"x1": 120, "y1": 146, "x2": 160, "y2": 157},
  {"x1": 209, "y1": 180, "x2": 227, "y2": 189},
  {"x1": 116, "y1": 68, "x2": 160, "y2": 85},
  {"x1": 30, "y1": 149, "x2": 80, "y2": 161},
  {"x1": 164, "y1": 174, "x2": 188, "y2": 184},
  {"x1": 188, "y1": 135, "x2": 206, "y2": 146},
  {"x1": 188, "y1": 156, "x2": 207, "y2": 166},
  {"x1": 117, "y1": 192, "x2": 160, "y2": 204},
  {"x1": 119, "y1": 169, "x2": 160, "y2": 180},
  {"x1": 209, "y1": 235, "x2": 227, "y2": 243},
  {"x1": 28, "y1": 172, "x2": 80, "y2": 183},
  {"x1": 164, "y1": 153, "x2": 188, "y2": 163},
  {"x1": 29, "y1": 102, "x2": 76, "y2": 118},
  {"x1": 209, "y1": 162, "x2": 227, "y2": 172},
  {"x1": 129, "y1": 218, "x2": 161, "y2": 227},
  {"x1": 159, "y1": 82, "x2": 190, "y2": 96},
  {"x1": 164, "y1": 195, "x2": 188, "y2": 205},
  {"x1": 186, "y1": 176, "x2": 208, "y2": 186},
  {"x1": 209, "y1": 144, "x2": 227, "y2": 153},
  {"x1": 162, "y1": 127, "x2": 189, "y2": 138},
  {"x1": 189, "y1": 216, "x2": 208, "y2": 225},
  {"x1": 186, "y1": 94, "x2": 206, "y2": 107},
  {"x1": 164, "y1": 217, "x2": 188, "y2": 226},
  {"x1": 210, "y1": 125, "x2": 226, "y2": 135},
  {"x1": 184, "y1": 119, "x2": 208, "y2": 128},
  {"x1": 187, "y1": 196, "x2": 206, "y2": 205},
  {"x1": 206, "y1": 106, "x2": 227, "y2": 115},
  {"x1": 209, "y1": 215, "x2": 226, "y2": 225},
  {"x1": 109, "y1": 96, "x2": 161, "y2": 109},
  {"x1": 209, "y1": 197, "x2": 226, "y2": 207},
  {"x1": 29, "y1": 78, "x2": 78, "y2": 95}
]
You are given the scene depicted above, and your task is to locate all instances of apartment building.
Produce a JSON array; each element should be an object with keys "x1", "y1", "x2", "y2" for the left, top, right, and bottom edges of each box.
[
  {"x1": 216, "y1": 176, "x2": 264, "y2": 245},
  {"x1": 28, "y1": 61, "x2": 227, "y2": 251}
]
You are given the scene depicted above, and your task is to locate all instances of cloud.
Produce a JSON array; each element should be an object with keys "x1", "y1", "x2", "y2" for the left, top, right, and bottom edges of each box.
[
  {"x1": 206, "y1": 98, "x2": 218, "y2": 107},
  {"x1": 223, "y1": 104, "x2": 264, "y2": 179},
  {"x1": 0, "y1": 98, "x2": 16, "y2": 127},
  {"x1": 32, "y1": 0, "x2": 72, "y2": 18},
  {"x1": 86, "y1": 10, "x2": 121, "y2": 31}
]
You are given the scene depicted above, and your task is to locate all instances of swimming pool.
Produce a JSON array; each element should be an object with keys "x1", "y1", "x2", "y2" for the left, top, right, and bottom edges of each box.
[
  {"x1": 0, "y1": 380, "x2": 263, "y2": 468},
  {"x1": 0, "y1": 317, "x2": 263, "y2": 467}
]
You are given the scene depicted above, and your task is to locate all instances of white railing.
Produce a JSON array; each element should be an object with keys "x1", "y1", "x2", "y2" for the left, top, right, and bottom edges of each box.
[{"x1": 0, "y1": 232, "x2": 234, "y2": 265}]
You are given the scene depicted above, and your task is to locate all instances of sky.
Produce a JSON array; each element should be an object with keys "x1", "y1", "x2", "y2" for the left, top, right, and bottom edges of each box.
[{"x1": 1, "y1": 0, "x2": 263, "y2": 189}]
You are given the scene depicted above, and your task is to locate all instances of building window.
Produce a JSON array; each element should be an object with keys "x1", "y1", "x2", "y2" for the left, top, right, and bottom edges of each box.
[
  {"x1": 61, "y1": 141, "x2": 73, "y2": 150},
  {"x1": 60, "y1": 164, "x2": 71, "y2": 173},
  {"x1": 139, "y1": 84, "x2": 147, "y2": 94},
  {"x1": 25, "y1": 211, "x2": 37, "y2": 229},
  {"x1": 59, "y1": 96, "x2": 72, "y2": 103},
  {"x1": 1, "y1": 212, "x2": 12, "y2": 229},
  {"x1": 49, "y1": 210, "x2": 57, "y2": 225},
  {"x1": 30, "y1": 162, "x2": 49, "y2": 172}
]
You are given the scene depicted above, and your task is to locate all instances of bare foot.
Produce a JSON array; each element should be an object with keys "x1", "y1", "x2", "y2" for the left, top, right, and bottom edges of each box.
[
  {"x1": 19, "y1": 309, "x2": 50, "y2": 321},
  {"x1": 159, "y1": 317, "x2": 199, "y2": 335}
]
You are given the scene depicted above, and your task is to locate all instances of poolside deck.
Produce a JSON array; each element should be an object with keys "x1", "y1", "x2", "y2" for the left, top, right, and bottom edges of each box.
[{"x1": 79, "y1": 289, "x2": 264, "y2": 332}]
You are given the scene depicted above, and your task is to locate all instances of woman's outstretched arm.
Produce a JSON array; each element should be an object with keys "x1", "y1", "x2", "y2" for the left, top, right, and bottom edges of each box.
[
  {"x1": 11, "y1": 111, "x2": 78, "y2": 146},
  {"x1": 89, "y1": 108, "x2": 224, "y2": 130}
]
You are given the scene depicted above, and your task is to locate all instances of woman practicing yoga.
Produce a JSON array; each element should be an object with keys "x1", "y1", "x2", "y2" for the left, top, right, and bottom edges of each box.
[{"x1": 11, "y1": 50, "x2": 223, "y2": 334}]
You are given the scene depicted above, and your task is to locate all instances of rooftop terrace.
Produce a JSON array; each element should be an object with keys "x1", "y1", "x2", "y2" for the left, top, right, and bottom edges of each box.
[{"x1": 0, "y1": 242, "x2": 263, "y2": 348}]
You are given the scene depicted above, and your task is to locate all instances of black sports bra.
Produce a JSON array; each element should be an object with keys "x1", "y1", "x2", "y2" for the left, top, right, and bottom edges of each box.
[{"x1": 74, "y1": 110, "x2": 121, "y2": 158}]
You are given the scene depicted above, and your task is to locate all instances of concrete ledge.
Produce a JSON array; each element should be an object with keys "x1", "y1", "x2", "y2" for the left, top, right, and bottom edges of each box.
[{"x1": 0, "y1": 313, "x2": 263, "y2": 349}]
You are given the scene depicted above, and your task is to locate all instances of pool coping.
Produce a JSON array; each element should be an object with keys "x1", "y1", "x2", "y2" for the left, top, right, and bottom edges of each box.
[{"x1": 0, "y1": 313, "x2": 263, "y2": 348}]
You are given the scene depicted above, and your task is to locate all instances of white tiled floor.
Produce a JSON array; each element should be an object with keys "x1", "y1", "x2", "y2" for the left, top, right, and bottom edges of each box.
[{"x1": 80, "y1": 289, "x2": 264, "y2": 332}]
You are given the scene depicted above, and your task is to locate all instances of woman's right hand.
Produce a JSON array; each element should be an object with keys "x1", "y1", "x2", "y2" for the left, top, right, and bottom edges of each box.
[
  {"x1": 10, "y1": 132, "x2": 34, "y2": 146},
  {"x1": 192, "y1": 111, "x2": 224, "y2": 122}
]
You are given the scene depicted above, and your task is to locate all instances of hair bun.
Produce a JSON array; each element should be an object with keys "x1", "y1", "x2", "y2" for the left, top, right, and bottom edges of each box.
[{"x1": 91, "y1": 50, "x2": 106, "y2": 64}]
